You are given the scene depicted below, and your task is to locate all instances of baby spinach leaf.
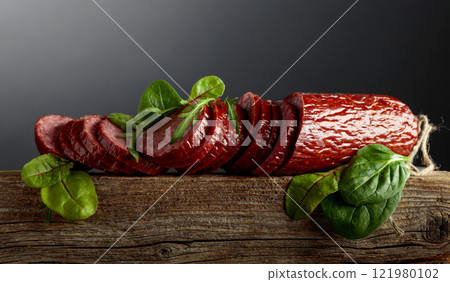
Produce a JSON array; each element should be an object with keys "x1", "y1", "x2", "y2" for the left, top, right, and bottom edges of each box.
[
  {"x1": 171, "y1": 76, "x2": 226, "y2": 143},
  {"x1": 339, "y1": 144, "x2": 410, "y2": 206},
  {"x1": 285, "y1": 166, "x2": 345, "y2": 220},
  {"x1": 138, "y1": 80, "x2": 185, "y2": 114},
  {"x1": 189, "y1": 75, "x2": 225, "y2": 101},
  {"x1": 321, "y1": 192, "x2": 402, "y2": 239},
  {"x1": 41, "y1": 170, "x2": 98, "y2": 220},
  {"x1": 108, "y1": 113, "x2": 134, "y2": 132},
  {"x1": 21, "y1": 154, "x2": 73, "y2": 188}
]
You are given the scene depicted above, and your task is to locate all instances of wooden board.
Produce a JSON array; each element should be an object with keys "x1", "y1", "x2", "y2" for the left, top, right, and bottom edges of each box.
[{"x1": 0, "y1": 171, "x2": 449, "y2": 264}]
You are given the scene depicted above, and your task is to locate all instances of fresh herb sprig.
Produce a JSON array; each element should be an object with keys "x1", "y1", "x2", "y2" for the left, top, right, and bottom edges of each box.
[{"x1": 285, "y1": 144, "x2": 410, "y2": 239}]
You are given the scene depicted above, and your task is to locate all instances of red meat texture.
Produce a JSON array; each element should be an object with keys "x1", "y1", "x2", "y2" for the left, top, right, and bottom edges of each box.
[{"x1": 34, "y1": 94, "x2": 418, "y2": 175}]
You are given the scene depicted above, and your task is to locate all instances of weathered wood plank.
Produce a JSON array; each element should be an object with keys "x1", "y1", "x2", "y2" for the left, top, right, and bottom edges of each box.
[{"x1": 0, "y1": 171, "x2": 449, "y2": 263}]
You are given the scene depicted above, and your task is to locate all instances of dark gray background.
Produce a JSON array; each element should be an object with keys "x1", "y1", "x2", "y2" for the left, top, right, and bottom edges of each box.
[{"x1": 1, "y1": 0, "x2": 449, "y2": 170}]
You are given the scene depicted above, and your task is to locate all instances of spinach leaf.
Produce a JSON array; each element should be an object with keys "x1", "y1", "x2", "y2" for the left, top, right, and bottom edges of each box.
[
  {"x1": 321, "y1": 192, "x2": 402, "y2": 239},
  {"x1": 41, "y1": 170, "x2": 98, "y2": 220},
  {"x1": 138, "y1": 80, "x2": 185, "y2": 114},
  {"x1": 224, "y1": 97, "x2": 242, "y2": 138},
  {"x1": 108, "y1": 113, "x2": 134, "y2": 132},
  {"x1": 339, "y1": 144, "x2": 410, "y2": 206},
  {"x1": 171, "y1": 76, "x2": 226, "y2": 143},
  {"x1": 21, "y1": 154, "x2": 73, "y2": 188},
  {"x1": 285, "y1": 166, "x2": 345, "y2": 219},
  {"x1": 189, "y1": 75, "x2": 225, "y2": 101}
]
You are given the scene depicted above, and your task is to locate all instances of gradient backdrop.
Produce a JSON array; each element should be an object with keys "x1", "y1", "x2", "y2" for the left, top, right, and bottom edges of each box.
[{"x1": 1, "y1": 0, "x2": 449, "y2": 170}]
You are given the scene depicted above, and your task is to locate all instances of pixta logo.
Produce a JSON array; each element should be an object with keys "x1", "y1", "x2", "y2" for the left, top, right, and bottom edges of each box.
[{"x1": 125, "y1": 109, "x2": 298, "y2": 158}]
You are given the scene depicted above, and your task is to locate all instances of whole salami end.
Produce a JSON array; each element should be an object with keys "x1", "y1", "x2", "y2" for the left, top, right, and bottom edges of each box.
[
  {"x1": 35, "y1": 115, "x2": 73, "y2": 157},
  {"x1": 276, "y1": 93, "x2": 419, "y2": 175}
]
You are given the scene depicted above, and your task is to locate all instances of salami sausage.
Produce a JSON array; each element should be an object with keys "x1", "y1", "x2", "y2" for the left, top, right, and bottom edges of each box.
[
  {"x1": 144, "y1": 104, "x2": 212, "y2": 168},
  {"x1": 225, "y1": 93, "x2": 272, "y2": 173},
  {"x1": 250, "y1": 101, "x2": 281, "y2": 173},
  {"x1": 98, "y1": 119, "x2": 166, "y2": 175},
  {"x1": 35, "y1": 115, "x2": 73, "y2": 158},
  {"x1": 177, "y1": 100, "x2": 228, "y2": 174},
  {"x1": 34, "y1": 93, "x2": 419, "y2": 176},
  {"x1": 202, "y1": 104, "x2": 247, "y2": 173},
  {"x1": 275, "y1": 93, "x2": 419, "y2": 175},
  {"x1": 252, "y1": 101, "x2": 298, "y2": 175},
  {"x1": 79, "y1": 115, "x2": 137, "y2": 175}
]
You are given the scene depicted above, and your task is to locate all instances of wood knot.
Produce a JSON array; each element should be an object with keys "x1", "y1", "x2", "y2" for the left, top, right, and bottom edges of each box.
[
  {"x1": 157, "y1": 244, "x2": 174, "y2": 258},
  {"x1": 423, "y1": 213, "x2": 449, "y2": 244}
]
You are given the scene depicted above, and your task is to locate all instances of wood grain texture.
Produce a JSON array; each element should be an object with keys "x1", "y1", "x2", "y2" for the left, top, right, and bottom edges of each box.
[{"x1": 0, "y1": 171, "x2": 449, "y2": 264}]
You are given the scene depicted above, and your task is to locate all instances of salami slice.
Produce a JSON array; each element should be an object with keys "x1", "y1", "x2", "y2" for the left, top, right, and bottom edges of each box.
[
  {"x1": 60, "y1": 120, "x2": 80, "y2": 162},
  {"x1": 251, "y1": 101, "x2": 298, "y2": 175},
  {"x1": 98, "y1": 119, "x2": 166, "y2": 175},
  {"x1": 144, "y1": 104, "x2": 212, "y2": 167},
  {"x1": 178, "y1": 100, "x2": 228, "y2": 174},
  {"x1": 35, "y1": 115, "x2": 73, "y2": 158},
  {"x1": 79, "y1": 115, "x2": 137, "y2": 175},
  {"x1": 201, "y1": 104, "x2": 247, "y2": 173},
  {"x1": 223, "y1": 92, "x2": 261, "y2": 171},
  {"x1": 226, "y1": 94, "x2": 272, "y2": 173},
  {"x1": 66, "y1": 116, "x2": 122, "y2": 173},
  {"x1": 275, "y1": 93, "x2": 419, "y2": 174}
]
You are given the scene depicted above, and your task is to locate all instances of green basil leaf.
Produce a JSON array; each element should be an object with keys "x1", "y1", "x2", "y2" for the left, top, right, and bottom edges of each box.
[
  {"x1": 138, "y1": 80, "x2": 184, "y2": 114},
  {"x1": 224, "y1": 97, "x2": 242, "y2": 138},
  {"x1": 339, "y1": 144, "x2": 410, "y2": 206},
  {"x1": 41, "y1": 170, "x2": 98, "y2": 220},
  {"x1": 285, "y1": 166, "x2": 344, "y2": 220},
  {"x1": 189, "y1": 75, "x2": 225, "y2": 101},
  {"x1": 21, "y1": 154, "x2": 74, "y2": 188},
  {"x1": 321, "y1": 192, "x2": 402, "y2": 239},
  {"x1": 108, "y1": 113, "x2": 134, "y2": 132}
]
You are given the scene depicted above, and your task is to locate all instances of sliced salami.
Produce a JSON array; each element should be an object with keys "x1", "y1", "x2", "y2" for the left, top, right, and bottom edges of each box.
[
  {"x1": 250, "y1": 101, "x2": 283, "y2": 175},
  {"x1": 226, "y1": 94, "x2": 272, "y2": 173},
  {"x1": 251, "y1": 101, "x2": 298, "y2": 175},
  {"x1": 35, "y1": 115, "x2": 73, "y2": 158},
  {"x1": 223, "y1": 92, "x2": 261, "y2": 171},
  {"x1": 59, "y1": 120, "x2": 80, "y2": 162},
  {"x1": 201, "y1": 104, "x2": 247, "y2": 173},
  {"x1": 98, "y1": 119, "x2": 166, "y2": 175},
  {"x1": 144, "y1": 104, "x2": 212, "y2": 168},
  {"x1": 177, "y1": 100, "x2": 228, "y2": 174},
  {"x1": 66, "y1": 116, "x2": 121, "y2": 173},
  {"x1": 80, "y1": 116, "x2": 137, "y2": 175}
]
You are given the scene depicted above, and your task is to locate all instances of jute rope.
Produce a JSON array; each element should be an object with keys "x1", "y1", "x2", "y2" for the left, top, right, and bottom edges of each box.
[
  {"x1": 390, "y1": 115, "x2": 437, "y2": 236},
  {"x1": 407, "y1": 115, "x2": 437, "y2": 175}
]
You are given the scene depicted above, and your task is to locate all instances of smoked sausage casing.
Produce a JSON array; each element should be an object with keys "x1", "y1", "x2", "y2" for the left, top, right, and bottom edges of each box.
[{"x1": 275, "y1": 93, "x2": 419, "y2": 175}]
